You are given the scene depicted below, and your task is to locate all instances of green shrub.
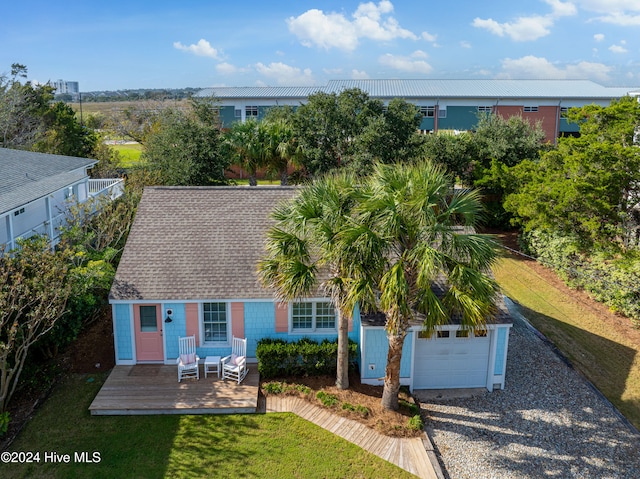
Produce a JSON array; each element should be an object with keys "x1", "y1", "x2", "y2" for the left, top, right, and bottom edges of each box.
[
  {"x1": 0, "y1": 411, "x2": 10, "y2": 436},
  {"x1": 522, "y1": 230, "x2": 640, "y2": 326},
  {"x1": 342, "y1": 402, "x2": 355, "y2": 411},
  {"x1": 262, "y1": 381, "x2": 285, "y2": 394},
  {"x1": 256, "y1": 337, "x2": 358, "y2": 378},
  {"x1": 316, "y1": 391, "x2": 339, "y2": 407},
  {"x1": 293, "y1": 384, "x2": 312, "y2": 395},
  {"x1": 399, "y1": 399, "x2": 420, "y2": 416},
  {"x1": 355, "y1": 405, "x2": 369, "y2": 417},
  {"x1": 407, "y1": 414, "x2": 424, "y2": 431}
]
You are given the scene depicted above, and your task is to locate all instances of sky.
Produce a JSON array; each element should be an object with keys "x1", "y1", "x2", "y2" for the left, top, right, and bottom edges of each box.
[{"x1": 1, "y1": 0, "x2": 640, "y2": 92}]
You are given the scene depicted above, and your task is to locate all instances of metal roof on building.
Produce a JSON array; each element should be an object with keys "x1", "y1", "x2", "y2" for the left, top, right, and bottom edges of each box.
[
  {"x1": 0, "y1": 148, "x2": 96, "y2": 216},
  {"x1": 196, "y1": 79, "x2": 637, "y2": 101},
  {"x1": 195, "y1": 86, "x2": 321, "y2": 99}
]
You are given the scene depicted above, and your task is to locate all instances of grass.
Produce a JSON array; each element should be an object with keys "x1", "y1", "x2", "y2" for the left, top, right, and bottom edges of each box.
[
  {"x1": 1, "y1": 374, "x2": 415, "y2": 479},
  {"x1": 494, "y1": 252, "x2": 640, "y2": 430},
  {"x1": 110, "y1": 143, "x2": 143, "y2": 168}
]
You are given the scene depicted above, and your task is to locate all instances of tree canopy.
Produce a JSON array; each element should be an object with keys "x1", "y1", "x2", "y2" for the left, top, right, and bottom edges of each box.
[{"x1": 505, "y1": 95, "x2": 640, "y2": 251}]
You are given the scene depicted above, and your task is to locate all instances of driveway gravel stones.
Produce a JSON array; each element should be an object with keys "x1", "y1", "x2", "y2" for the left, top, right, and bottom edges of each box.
[{"x1": 418, "y1": 298, "x2": 640, "y2": 479}]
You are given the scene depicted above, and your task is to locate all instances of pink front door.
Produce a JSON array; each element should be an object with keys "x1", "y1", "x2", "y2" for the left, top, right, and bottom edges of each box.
[{"x1": 134, "y1": 304, "x2": 164, "y2": 361}]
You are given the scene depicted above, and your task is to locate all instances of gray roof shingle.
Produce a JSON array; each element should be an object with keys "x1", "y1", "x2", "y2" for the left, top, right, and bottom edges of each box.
[
  {"x1": 0, "y1": 148, "x2": 96, "y2": 215},
  {"x1": 109, "y1": 186, "x2": 299, "y2": 301}
]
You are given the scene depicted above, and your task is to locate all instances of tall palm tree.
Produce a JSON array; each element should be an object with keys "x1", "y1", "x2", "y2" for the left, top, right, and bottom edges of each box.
[
  {"x1": 224, "y1": 118, "x2": 267, "y2": 186},
  {"x1": 345, "y1": 161, "x2": 500, "y2": 410},
  {"x1": 257, "y1": 171, "x2": 361, "y2": 389},
  {"x1": 263, "y1": 118, "x2": 300, "y2": 186}
]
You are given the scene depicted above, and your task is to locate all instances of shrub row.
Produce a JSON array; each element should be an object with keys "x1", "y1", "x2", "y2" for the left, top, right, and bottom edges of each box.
[
  {"x1": 256, "y1": 337, "x2": 358, "y2": 378},
  {"x1": 522, "y1": 230, "x2": 640, "y2": 326}
]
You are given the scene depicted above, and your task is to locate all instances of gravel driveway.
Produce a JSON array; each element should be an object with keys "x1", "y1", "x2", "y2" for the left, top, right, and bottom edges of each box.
[{"x1": 417, "y1": 298, "x2": 640, "y2": 479}]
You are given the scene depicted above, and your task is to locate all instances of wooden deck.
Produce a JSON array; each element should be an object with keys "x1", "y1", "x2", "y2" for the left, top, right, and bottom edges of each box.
[
  {"x1": 266, "y1": 396, "x2": 441, "y2": 479},
  {"x1": 89, "y1": 364, "x2": 259, "y2": 415}
]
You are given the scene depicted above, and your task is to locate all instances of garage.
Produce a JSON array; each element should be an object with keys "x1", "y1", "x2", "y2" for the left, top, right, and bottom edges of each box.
[{"x1": 413, "y1": 329, "x2": 491, "y2": 389}]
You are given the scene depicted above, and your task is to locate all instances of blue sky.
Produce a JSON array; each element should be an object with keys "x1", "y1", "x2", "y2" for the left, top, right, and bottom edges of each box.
[{"x1": 2, "y1": 0, "x2": 639, "y2": 91}]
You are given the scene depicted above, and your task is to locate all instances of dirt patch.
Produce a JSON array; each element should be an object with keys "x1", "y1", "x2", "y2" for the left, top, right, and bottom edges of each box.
[{"x1": 261, "y1": 373, "x2": 424, "y2": 438}]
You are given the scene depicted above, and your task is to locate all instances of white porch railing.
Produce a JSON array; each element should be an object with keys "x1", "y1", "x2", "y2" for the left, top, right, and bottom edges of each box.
[{"x1": 89, "y1": 178, "x2": 125, "y2": 200}]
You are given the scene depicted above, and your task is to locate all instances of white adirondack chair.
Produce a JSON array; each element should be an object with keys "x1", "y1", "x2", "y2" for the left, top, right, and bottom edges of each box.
[
  {"x1": 221, "y1": 337, "x2": 248, "y2": 384},
  {"x1": 177, "y1": 335, "x2": 200, "y2": 382}
]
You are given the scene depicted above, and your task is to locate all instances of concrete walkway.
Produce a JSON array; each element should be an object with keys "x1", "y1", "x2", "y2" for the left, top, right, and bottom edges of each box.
[{"x1": 265, "y1": 395, "x2": 442, "y2": 479}]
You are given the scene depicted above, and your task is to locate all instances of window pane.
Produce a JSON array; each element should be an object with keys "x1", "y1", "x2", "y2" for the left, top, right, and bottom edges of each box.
[
  {"x1": 203, "y1": 302, "x2": 227, "y2": 342},
  {"x1": 292, "y1": 302, "x2": 313, "y2": 329},
  {"x1": 316, "y1": 302, "x2": 335, "y2": 329},
  {"x1": 140, "y1": 306, "x2": 157, "y2": 332}
]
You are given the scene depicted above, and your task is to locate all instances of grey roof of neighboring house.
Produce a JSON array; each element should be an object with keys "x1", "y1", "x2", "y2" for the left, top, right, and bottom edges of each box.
[
  {"x1": 109, "y1": 186, "x2": 300, "y2": 301},
  {"x1": 0, "y1": 148, "x2": 96, "y2": 216},
  {"x1": 195, "y1": 79, "x2": 638, "y2": 102}
]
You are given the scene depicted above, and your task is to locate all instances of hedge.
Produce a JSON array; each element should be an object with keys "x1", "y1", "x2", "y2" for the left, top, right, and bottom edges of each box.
[{"x1": 256, "y1": 337, "x2": 358, "y2": 378}]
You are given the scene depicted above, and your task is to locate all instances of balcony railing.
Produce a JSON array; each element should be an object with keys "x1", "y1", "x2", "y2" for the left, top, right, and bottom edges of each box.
[{"x1": 89, "y1": 178, "x2": 125, "y2": 199}]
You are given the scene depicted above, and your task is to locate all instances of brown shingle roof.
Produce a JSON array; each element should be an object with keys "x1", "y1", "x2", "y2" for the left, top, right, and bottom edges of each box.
[{"x1": 109, "y1": 186, "x2": 299, "y2": 301}]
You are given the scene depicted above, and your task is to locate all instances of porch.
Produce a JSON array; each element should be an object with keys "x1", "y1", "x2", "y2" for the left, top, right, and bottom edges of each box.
[{"x1": 89, "y1": 364, "x2": 259, "y2": 415}]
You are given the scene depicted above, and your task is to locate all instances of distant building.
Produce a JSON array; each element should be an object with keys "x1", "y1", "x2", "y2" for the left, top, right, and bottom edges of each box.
[
  {"x1": 196, "y1": 79, "x2": 640, "y2": 143},
  {"x1": 52, "y1": 79, "x2": 80, "y2": 100}
]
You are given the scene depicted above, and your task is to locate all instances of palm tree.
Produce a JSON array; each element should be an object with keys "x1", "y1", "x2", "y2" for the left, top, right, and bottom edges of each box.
[
  {"x1": 257, "y1": 171, "x2": 361, "y2": 389},
  {"x1": 224, "y1": 118, "x2": 267, "y2": 186},
  {"x1": 263, "y1": 118, "x2": 300, "y2": 186},
  {"x1": 346, "y1": 161, "x2": 500, "y2": 410}
]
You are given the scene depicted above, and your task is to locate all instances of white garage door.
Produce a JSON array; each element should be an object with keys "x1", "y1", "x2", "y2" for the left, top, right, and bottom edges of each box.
[{"x1": 413, "y1": 331, "x2": 491, "y2": 389}]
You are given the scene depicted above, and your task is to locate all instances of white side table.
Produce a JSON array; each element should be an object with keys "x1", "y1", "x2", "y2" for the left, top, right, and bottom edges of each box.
[{"x1": 204, "y1": 356, "x2": 221, "y2": 378}]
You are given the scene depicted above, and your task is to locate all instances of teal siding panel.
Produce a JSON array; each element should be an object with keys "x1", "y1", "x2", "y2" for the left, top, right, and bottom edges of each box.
[
  {"x1": 559, "y1": 118, "x2": 580, "y2": 133},
  {"x1": 219, "y1": 106, "x2": 237, "y2": 128},
  {"x1": 114, "y1": 304, "x2": 133, "y2": 361},
  {"x1": 362, "y1": 329, "x2": 412, "y2": 379},
  {"x1": 494, "y1": 327, "x2": 508, "y2": 375},
  {"x1": 420, "y1": 117, "x2": 435, "y2": 130},
  {"x1": 438, "y1": 106, "x2": 480, "y2": 130},
  {"x1": 163, "y1": 303, "x2": 187, "y2": 360}
]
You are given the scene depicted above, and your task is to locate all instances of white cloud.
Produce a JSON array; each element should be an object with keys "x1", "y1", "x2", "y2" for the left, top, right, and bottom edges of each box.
[
  {"x1": 287, "y1": 1, "x2": 417, "y2": 51},
  {"x1": 255, "y1": 62, "x2": 315, "y2": 86},
  {"x1": 609, "y1": 44, "x2": 628, "y2": 53},
  {"x1": 378, "y1": 53, "x2": 433, "y2": 73},
  {"x1": 216, "y1": 62, "x2": 237, "y2": 74},
  {"x1": 460, "y1": 41, "x2": 472, "y2": 48},
  {"x1": 421, "y1": 31, "x2": 437, "y2": 42},
  {"x1": 497, "y1": 55, "x2": 612, "y2": 82},
  {"x1": 173, "y1": 39, "x2": 221, "y2": 59},
  {"x1": 544, "y1": 0, "x2": 578, "y2": 17},
  {"x1": 351, "y1": 69, "x2": 370, "y2": 79},
  {"x1": 472, "y1": 15, "x2": 554, "y2": 41},
  {"x1": 574, "y1": 0, "x2": 640, "y2": 25},
  {"x1": 411, "y1": 50, "x2": 428, "y2": 58},
  {"x1": 323, "y1": 68, "x2": 343, "y2": 75},
  {"x1": 593, "y1": 33, "x2": 605, "y2": 41},
  {"x1": 473, "y1": 0, "x2": 576, "y2": 41}
]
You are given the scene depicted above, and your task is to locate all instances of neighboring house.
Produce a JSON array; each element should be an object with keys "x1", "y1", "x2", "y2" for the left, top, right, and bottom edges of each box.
[
  {"x1": 196, "y1": 79, "x2": 640, "y2": 142},
  {"x1": 109, "y1": 187, "x2": 512, "y2": 392},
  {"x1": 0, "y1": 148, "x2": 124, "y2": 252}
]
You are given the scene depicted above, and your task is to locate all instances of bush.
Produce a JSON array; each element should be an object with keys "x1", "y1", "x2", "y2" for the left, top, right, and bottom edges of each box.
[
  {"x1": 316, "y1": 391, "x2": 339, "y2": 407},
  {"x1": 256, "y1": 337, "x2": 358, "y2": 378},
  {"x1": 522, "y1": 230, "x2": 640, "y2": 326},
  {"x1": 407, "y1": 414, "x2": 424, "y2": 431}
]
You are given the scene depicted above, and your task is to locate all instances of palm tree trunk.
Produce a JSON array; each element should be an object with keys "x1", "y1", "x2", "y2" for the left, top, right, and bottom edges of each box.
[
  {"x1": 249, "y1": 173, "x2": 257, "y2": 186},
  {"x1": 381, "y1": 332, "x2": 406, "y2": 410},
  {"x1": 279, "y1": 168, "x2": 288, "y2": 186},
  {"x1": 336, "y1": 309, "x2": 349, "y2": 389}
]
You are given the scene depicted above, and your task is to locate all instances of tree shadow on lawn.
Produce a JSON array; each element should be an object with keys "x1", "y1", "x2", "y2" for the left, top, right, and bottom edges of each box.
[{"x1": 423, "y1": 307, "x2": 640, "y2": 479}]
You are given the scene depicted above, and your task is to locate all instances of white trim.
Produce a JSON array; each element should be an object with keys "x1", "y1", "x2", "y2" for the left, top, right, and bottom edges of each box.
[
  {"x1": 108, "y1": 298, "x2": 274, "y2": 305},
  {"x1": 129, "y1": 304, "x2": 137, "y2": 362},
  {"x1": 486, "y1": 327, "x2": 498, "y2": 392},
  {"x1": 409, "y1": 329, "x2": 417, "y2": 392}
]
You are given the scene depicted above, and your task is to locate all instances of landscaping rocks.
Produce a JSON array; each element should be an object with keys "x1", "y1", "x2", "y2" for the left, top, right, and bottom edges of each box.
[{"x1": 419, "y1": 299, "x2": 640, "y2": 479}]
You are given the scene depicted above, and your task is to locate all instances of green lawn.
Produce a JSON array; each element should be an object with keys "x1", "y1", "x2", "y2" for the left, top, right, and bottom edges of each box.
[
  {"x1": 110, "y1": 143, "x2": 143, "y2": 168},
  {"x1": 494, "y1": 252, "x2": 640, "y2": 430},
  {"x1": 1, "y1": 374, "x2": 415, "y2": 479}
]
